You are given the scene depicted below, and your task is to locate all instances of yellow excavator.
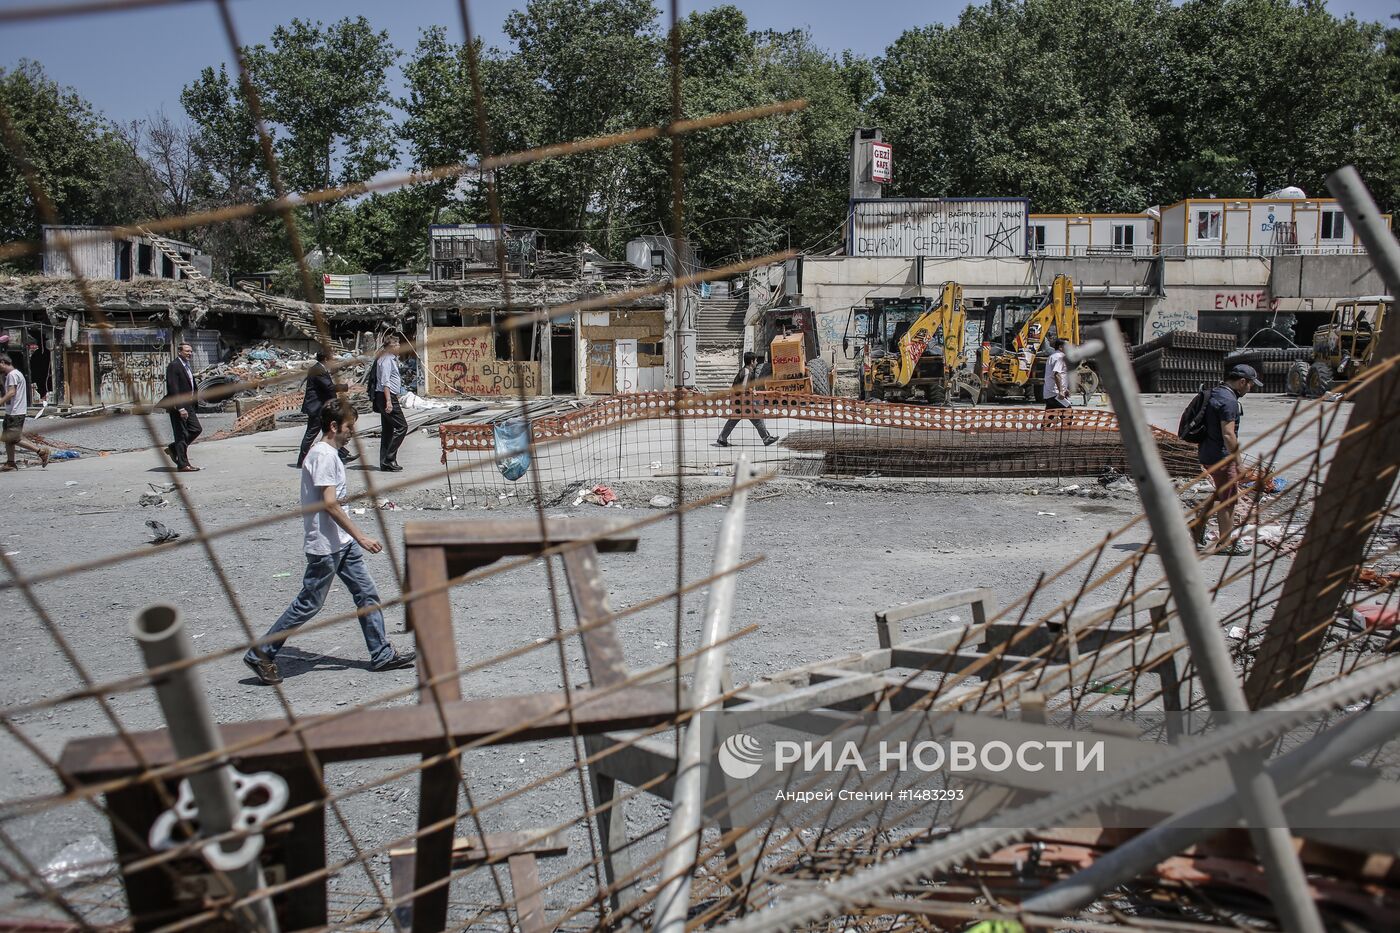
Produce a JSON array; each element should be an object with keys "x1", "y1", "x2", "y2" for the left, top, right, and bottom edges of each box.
[
  {"x1": 978, "y1": 274, "x2": 1100, "y2": 402},
  {"x1": 844, "y1": 281, "x2": 978, "y2": 403}
]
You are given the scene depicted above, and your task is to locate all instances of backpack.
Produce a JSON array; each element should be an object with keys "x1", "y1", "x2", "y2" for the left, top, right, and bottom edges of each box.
[{"x1": 1178, "y1": 387, "x2": 1210, "y2": 443}]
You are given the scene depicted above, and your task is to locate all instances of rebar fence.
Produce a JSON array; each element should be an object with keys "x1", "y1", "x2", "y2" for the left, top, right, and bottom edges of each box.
[{"x1": 439, "y1": 390, "x2": 1202, "y2": 497}]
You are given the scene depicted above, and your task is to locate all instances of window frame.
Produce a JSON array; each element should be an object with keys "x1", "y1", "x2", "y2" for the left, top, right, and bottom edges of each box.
[
  {"x1": 1195, "y1": 209, "x2": 1222, "y2": 241},
  {"x1": 1320, "y1": 210, "x2": 1346, "y2": 241}
]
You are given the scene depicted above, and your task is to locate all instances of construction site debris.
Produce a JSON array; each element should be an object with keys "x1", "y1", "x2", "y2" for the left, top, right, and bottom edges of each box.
[
  {"x1": 138, "y1": 494, "x2": 168, "y2": 508},
  {"x1": 649, "y1": 495, "x2": 675, "y2": 509},
  {"x1": 39, "y1": 836, "x2": 114, "y2": 889}
]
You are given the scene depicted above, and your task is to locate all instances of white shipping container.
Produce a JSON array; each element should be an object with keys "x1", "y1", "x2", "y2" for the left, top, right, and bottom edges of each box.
[{"x1": 849, "y1": 198, "x2": 1028, "y2": 258}]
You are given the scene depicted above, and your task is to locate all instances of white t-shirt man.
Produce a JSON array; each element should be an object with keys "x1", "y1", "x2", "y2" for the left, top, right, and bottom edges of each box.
[
  {"x1": 1044, "y1": 350, "x2": 1068, "y2": 401},
  {"x1": 302, "y1": 441, "x2": 354, "y2": 555},
  {"x1": 4, "y1": 369, "x2": 26, "y2": 416}
]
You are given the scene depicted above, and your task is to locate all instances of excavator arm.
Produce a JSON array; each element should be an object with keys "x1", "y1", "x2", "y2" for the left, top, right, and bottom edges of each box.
[{"x1": 894, "y1": 281, "x2": 964, "y2": 385}]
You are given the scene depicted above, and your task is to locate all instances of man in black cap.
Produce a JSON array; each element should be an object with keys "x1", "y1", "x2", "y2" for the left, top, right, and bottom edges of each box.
[
  {"x1": 715, "y1": 352, "x2": 778, "y2": 447},
  {"x1": 1197, "y1": 363, "x2": 1263, "y2": 556}
]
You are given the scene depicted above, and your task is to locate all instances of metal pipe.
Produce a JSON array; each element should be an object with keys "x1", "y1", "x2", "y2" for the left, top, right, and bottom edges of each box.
[
  {"x1": 1025, "y1": 693, "x2": 1400, "y2": 913},
  {"x1": 654, "y1": 455, "x2": 753, "y2": 933},
  {"x1": 1069, "y1": 322, "x2": 1323, "y2": 933},
  {"x1": 131, "y1": 604, "x2": 279, "y2": 933}
]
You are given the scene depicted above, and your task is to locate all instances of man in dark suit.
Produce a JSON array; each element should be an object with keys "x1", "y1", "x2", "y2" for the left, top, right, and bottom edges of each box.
[
  {"x1": 714, "y1": 352, "x2": 778, "y2": 447},
  {"x1": 162, "y1": 342, "x2": 202, "y2": 472},
  {"x1": 296, "y1": 352, "x2": 357, "y2": 468}
]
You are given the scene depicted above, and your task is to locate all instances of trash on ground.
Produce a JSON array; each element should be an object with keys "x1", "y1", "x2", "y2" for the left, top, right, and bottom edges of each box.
[
  {"x1": 1086, "y1": 680, "x2": 1131, "y2": 695},
  {"x1": 138, "y1": 494, "x2": 169, "y2": 508},
  {"x1": 145, "y1": 520, "x2": 180, "y2": 544},
  {"x1": 50, "y1": 450, "x2": 80, "y2": 460},
  {"x1": 1106, "y1": 478, "x2": 1135, "y2": 492},
  {"x1": 1227, "y1": 626, "x2": 1246, "y2": 640},
  {"x1": 1037, "y1": 511, "x2": 1056, "y2": 517},
  {"x1": 1356, "y1": 568, "x2": 1400, "y2": 590},
  {"x1": 64, "y1": 480, "x2": 79, "y2": 487},
  {"x1": 1355, "y1": 604, "x2": 1400, "y2": 630},
  {"x1": 649, "y1": 495, "x2": 675, "y2": 509},
  {"x1": 39, "y1": 836, "x2": 114, "y2": 889},
  {"x1": 581, "y1": 484, "x2": 617, "y2": 507}
]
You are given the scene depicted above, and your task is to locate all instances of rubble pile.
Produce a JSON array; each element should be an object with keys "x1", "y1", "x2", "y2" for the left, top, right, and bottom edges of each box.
[{"x1": 194, "y1": 343, "x2": 367, "y2": 413}]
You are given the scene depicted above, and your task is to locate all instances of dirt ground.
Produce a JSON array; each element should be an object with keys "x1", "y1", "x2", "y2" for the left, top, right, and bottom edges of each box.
[{"x1": 0, "y1": 391, "x2": 1356, "y2": 926}]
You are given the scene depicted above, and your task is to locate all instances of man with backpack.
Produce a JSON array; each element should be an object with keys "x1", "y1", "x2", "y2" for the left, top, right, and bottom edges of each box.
[
  {"x1": 1181, "y1": 363, "x2": 1263, "y2": 556},
  {"x1": 372, "y1": 333, "x2": 407, "y2": 472}
]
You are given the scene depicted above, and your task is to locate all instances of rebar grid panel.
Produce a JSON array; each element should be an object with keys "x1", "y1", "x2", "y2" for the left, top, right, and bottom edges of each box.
[
  {"x1": 438, "y1": 393, "x2": 1203, "y2": 494},
  {"x1": 0, "y1": 1, "x2": 1398, "y2": 930}
]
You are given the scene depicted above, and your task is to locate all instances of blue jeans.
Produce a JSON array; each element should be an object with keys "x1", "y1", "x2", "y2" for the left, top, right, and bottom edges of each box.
[{"x1": 247, "y1": 543, "x2": 395, "y2": 668}]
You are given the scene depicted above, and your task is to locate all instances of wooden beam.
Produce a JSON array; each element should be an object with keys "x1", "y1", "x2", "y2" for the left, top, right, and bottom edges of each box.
[{"x1": 58, "y1": 684, "x2": 682, "y2": 783}]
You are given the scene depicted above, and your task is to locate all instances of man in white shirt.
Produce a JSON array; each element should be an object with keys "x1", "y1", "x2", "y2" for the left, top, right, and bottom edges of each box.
[
  {"x1": 0, "y1": 354, "x2": 49, "y2": 471},
  {"x1": 1043, "y1": 338, "x2": 1071, "y2": 411},
  {"x1": 375, "y1": 332, "x2": 407, "y2": 472},
  {"x1": 244, "y1": 399, "x2": 415, "y2": 685}
]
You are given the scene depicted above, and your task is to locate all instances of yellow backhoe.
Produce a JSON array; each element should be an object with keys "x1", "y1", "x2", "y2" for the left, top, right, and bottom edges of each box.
[
  {"x1": 844, "y1": 281, "x2": 979, "y2": 404},
  {"x1": 978, "y1": 274, "x2": 1100, "y2": 403}
]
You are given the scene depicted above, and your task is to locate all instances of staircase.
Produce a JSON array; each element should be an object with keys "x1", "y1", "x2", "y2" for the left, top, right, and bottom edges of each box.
[
  {"x1": 138, "y1": 227, "x2": 208, "y2": 283},
  {"x1": 695, "y1": 296, "x2": 747, "y2": 350},
  {"x1": 695, "y1": 348, "x2": 741, "y2": 393}
]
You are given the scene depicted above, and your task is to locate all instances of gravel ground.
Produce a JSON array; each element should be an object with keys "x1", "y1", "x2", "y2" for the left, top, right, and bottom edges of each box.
[{"x1": 0, "y1": 391, "x2": 1357, "y2": 928}]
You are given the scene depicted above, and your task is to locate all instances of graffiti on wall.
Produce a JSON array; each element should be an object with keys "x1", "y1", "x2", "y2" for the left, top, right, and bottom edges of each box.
[
  {"x1": 426, "y1": 328, "x2": 540, "y2": 396},
  {"x1": 1148, "y1": 307, "x2": 1197, "y2": 338},
  {"x1": 1214, "y1": 291, "x2": 1280, "y2": 312},
  {"x1": 850, "y1": 199, "x2": 1027, "y2": 257},
  {"x1": 97, "y1": 351, "x2": 169, "y2": 406}
]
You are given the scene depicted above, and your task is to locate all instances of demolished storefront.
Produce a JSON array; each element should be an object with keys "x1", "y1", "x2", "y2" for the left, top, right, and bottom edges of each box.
[
  {"x1": 411, "y1": 275, "x2": 682, "y2": 400},
  {"x1": 0, "y1": 277, "x2": 412, "y2": 407}
]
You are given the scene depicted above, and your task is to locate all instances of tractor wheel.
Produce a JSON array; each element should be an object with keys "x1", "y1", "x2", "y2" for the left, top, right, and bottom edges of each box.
[
  {"x1": 1076, "y1": 365, "x2": 1100, "y2": 405},
  {"x1": 1285, "y1": 361, "x2": 1309, "y2": 396},
  {"x1": 807, "y1": 357, "x2": 831, "y2": 396},
  {"x1": 1307, "y1": 361, "x2": 1334, "y2": 397}
]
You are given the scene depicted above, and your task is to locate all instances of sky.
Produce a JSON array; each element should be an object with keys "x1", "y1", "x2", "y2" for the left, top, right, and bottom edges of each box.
[{"x1": 0, "y1": 0, "x2": 1396, "y2": 126}]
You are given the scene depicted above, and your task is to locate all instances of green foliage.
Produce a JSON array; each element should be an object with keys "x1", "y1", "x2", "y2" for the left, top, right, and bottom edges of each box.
[
  {"x1": 0, "y1": 61, "x2": 155, "y2": 265},
  {"x1": 5, "y1": 0, "x2": 1399, "y2": 280}
]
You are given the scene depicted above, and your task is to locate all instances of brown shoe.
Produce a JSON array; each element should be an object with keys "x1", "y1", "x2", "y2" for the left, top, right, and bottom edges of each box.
[
  {"x1": 0, "y1": 463, "x2": 16, "y2": 472},
  {"x1": 39, "y1": 448, "x2": 50, "y2": 468},
  {"x1": 178, "y1": 465, "x2": 200, "y2": 473}
]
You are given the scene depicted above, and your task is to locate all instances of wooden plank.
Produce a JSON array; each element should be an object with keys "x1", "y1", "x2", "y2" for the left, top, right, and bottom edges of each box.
[
  {"x1": 507, "y1": 853, "x2": 547, "y2": 933},
  {"x1": 889, "y1": 647, "x2": 1038, "y2": 677},
  {"x1": 407, "y1": 542, "x2": 462, "y2": 931},
  {"x1": 389, "y1": 831, "x2": 567, "y2": 862},
  {"x1": 561, "y1": 544, "x2": 629, "y2": 688},
  {"x1": 60, "y1": 684, "x2": 683, "y2": 782},
  {"x1": 877, "y1": 588, "x2": 997, "y2": 649}
]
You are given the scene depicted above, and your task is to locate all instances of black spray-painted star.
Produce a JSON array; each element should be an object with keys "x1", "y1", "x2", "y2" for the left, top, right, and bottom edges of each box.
[{"x1": 985, "y1": 222, "x2": 1018, "y2": 254}]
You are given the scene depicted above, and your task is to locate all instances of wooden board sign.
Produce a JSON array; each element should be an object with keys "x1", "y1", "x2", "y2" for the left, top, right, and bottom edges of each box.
[{"x1": 426, "y1": 327, "x2": 540, "y2": 397}]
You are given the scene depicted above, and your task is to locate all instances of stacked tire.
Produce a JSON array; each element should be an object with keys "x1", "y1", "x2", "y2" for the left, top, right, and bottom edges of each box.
[
  {"x1": 1130, "y1": 331, "x2": 1238, "y2": 393},
  {"x1": 1223, "y1": 347, "x2": 1313, "y2": 394}
]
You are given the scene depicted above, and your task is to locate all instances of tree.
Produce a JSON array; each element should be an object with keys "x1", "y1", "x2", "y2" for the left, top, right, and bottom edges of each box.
[
  {"x1": 244, "y1": 16, "x2": 399, "y2": 248},
  {"x1": 115, "y1": 110, "x2": 200, "y2": 219},
  {"x1": 0, "y1": 60, "x2": 154, "y2": 263}
]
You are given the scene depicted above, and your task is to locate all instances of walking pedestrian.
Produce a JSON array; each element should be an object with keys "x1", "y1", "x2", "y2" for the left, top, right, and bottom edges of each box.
[
  {"x1": 374, "y1": 333, "x2": 407, "y2": 472},
  {"x1": 0, "y1": 354, "x2": 49, "y2": 471},
  {"x1": 162, "y1": 343, "x2": 202, "y2": 472},
  {"x1": 296, "y1": 352, "x2": 356, "y2": 468},
  {"x1": 715, "y1": 352, "x2": 779, "y2": 448},
  {"x1": 1195, "y1": 364, "x2": 1262, "y2": 556},
  {"x1": 1043, "y1": 338, "x2": 1071, "y2": 410},
  {"x1": 244, "y1": 399, "x2": 415, "y2": 685}
]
